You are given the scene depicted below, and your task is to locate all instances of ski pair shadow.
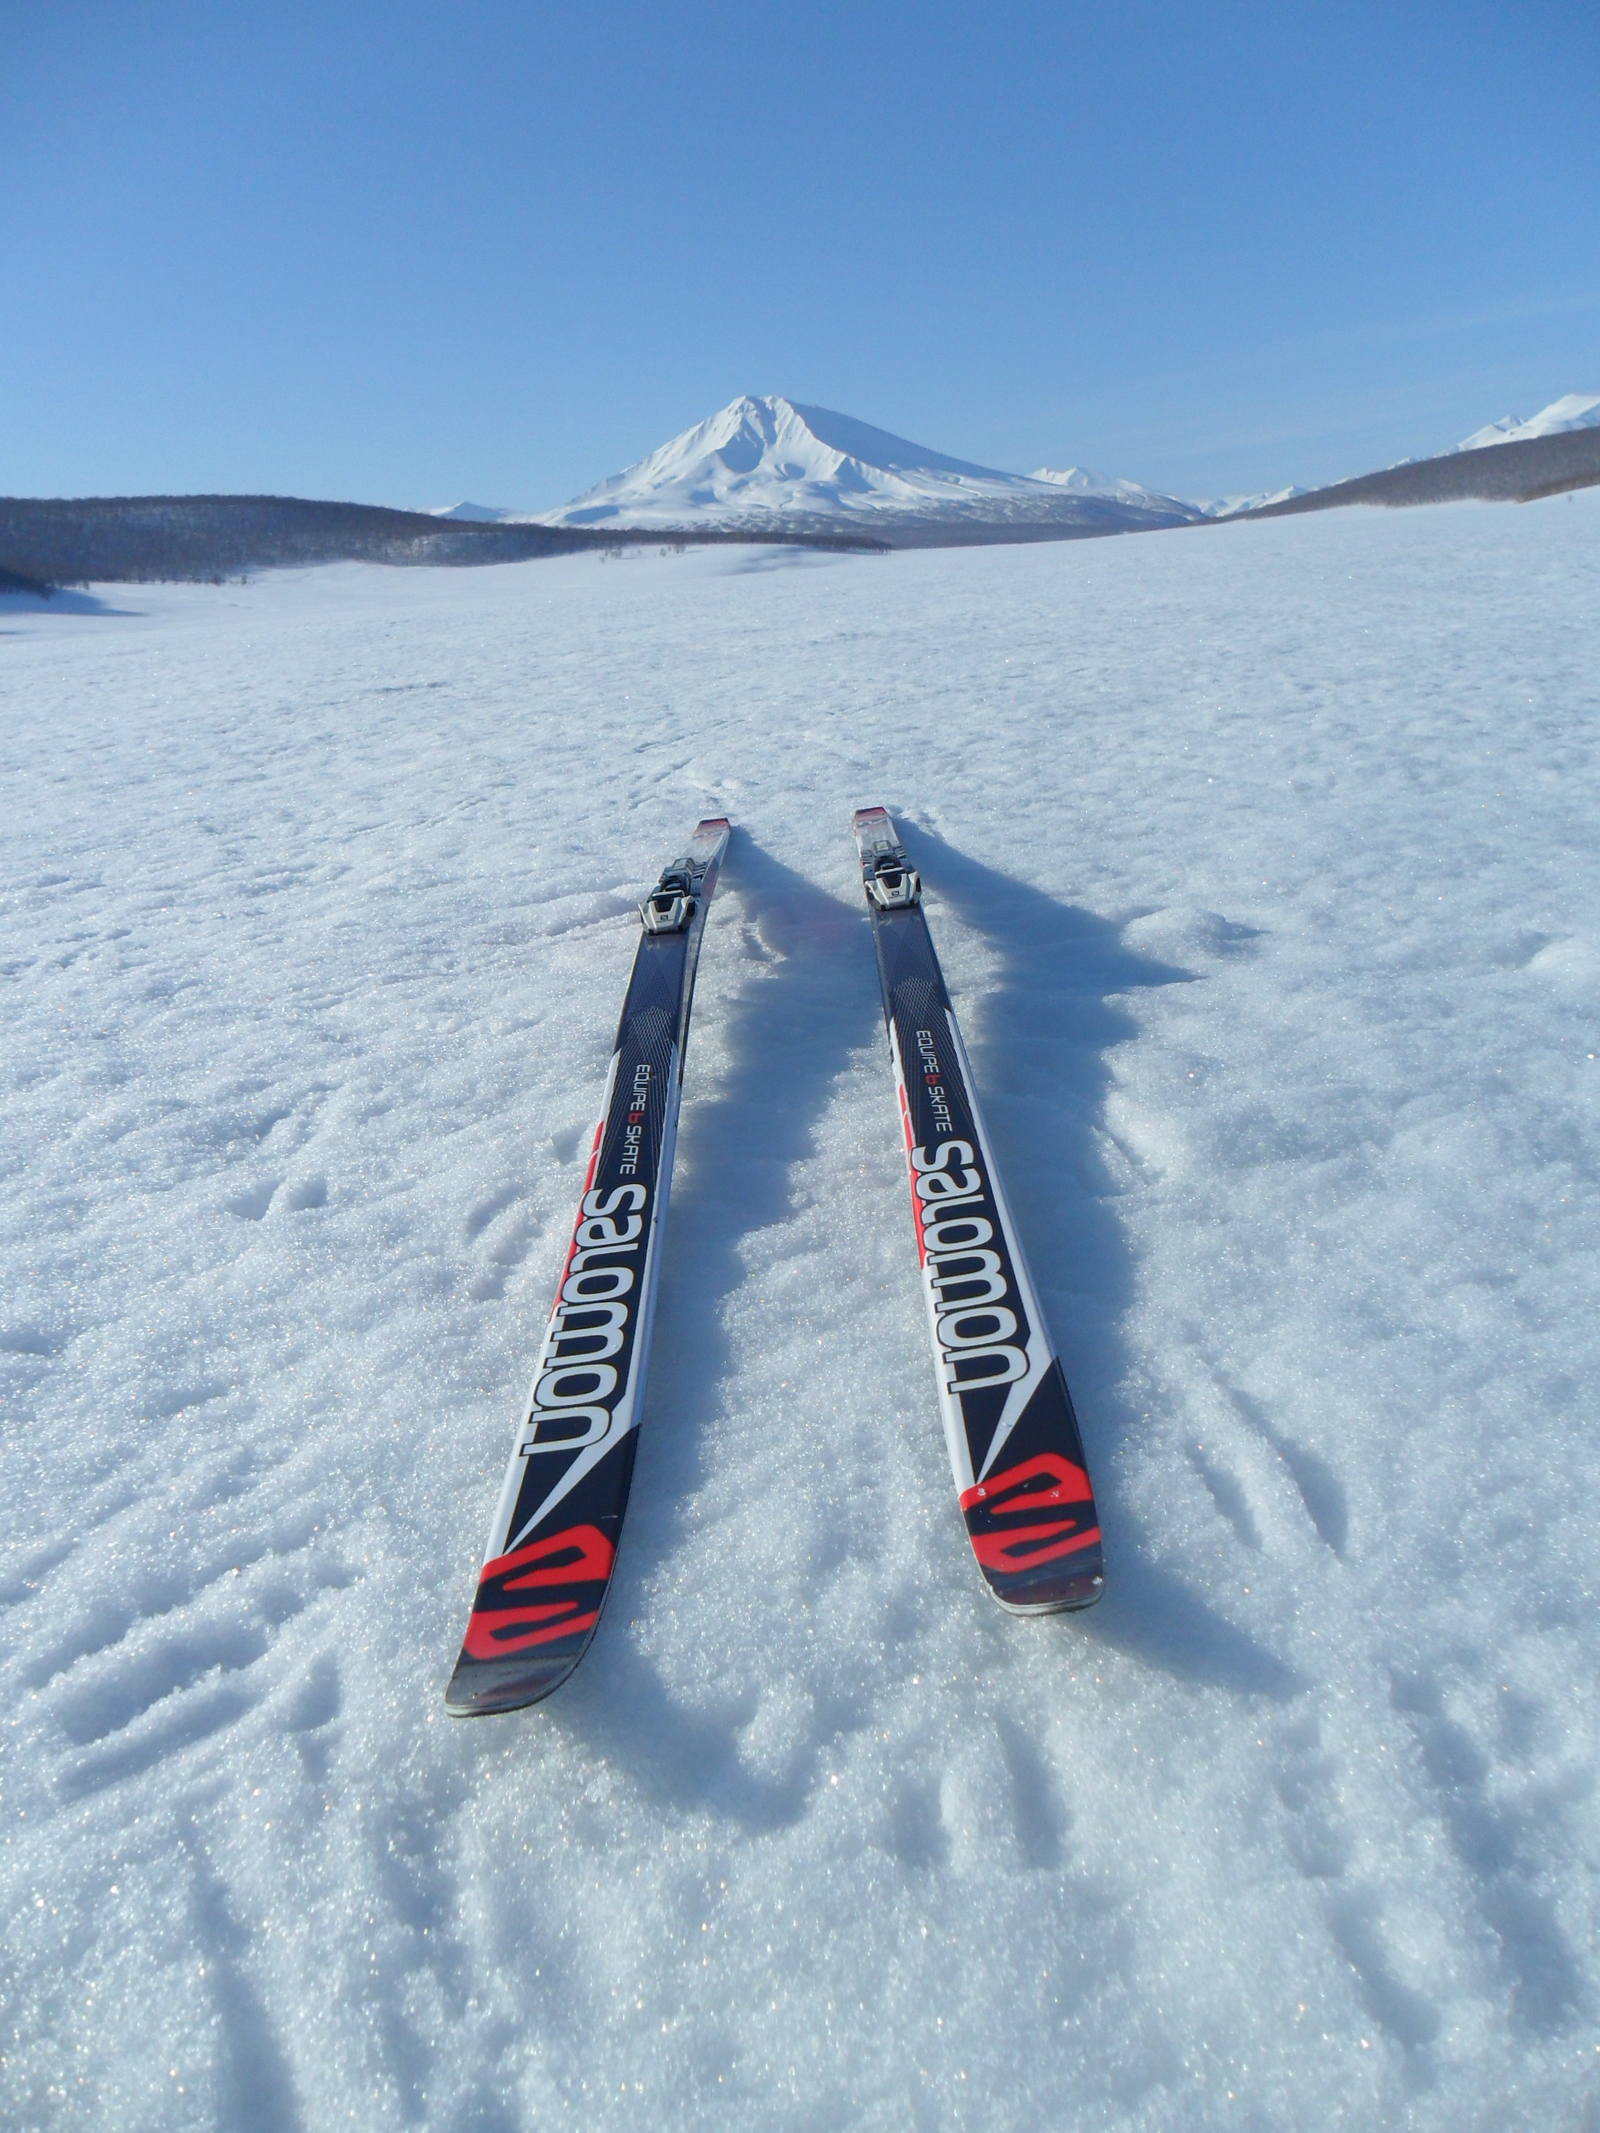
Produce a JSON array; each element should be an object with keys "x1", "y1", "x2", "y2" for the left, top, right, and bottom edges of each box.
[
  {"x1": 546, "y1": 824, "x2": 1298, "y2": 1816},
  {"x1": 897, "y1": 822, "x2": 1301, "y2": 1706}
]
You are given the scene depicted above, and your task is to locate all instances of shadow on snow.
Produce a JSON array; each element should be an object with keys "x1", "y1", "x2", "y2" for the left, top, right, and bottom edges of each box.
[
  {"x1": 895, "y1": 820, "x2": 1300, "y2": 1704},
  {"x1": 554, "y1": 830, "x2": 882, "y2": 1820},
  {"x1": 551, "y1": 822, "x2": 1298, "y2": 1817}
]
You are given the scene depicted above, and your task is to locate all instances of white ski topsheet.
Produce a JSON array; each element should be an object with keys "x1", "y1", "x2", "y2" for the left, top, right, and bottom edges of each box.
[
  {"x1": 483, "y1": 1042, "x2": 676, "y2": 1566},
  {"x1": 477, "y1": 817, "x2": 729, "y2": 1570},
  {"x1": 4, "y1": 494, "x2": 1600, "y2": 2130},
  {"x1": 883, "y1": 996, "x2": 1061, "y2": 1496}
]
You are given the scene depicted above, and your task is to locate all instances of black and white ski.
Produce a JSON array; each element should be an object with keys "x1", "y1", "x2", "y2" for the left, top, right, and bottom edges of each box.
[
  {"x1": 446, "y1": 819, "x2": 732, "y2": 1714},
  {"x1": 852, "y1": 807, "x2": 1103, "y2": 1612}
]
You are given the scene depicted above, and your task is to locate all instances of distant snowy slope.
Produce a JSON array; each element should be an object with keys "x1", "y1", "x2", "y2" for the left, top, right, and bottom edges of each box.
[
  {"x1": 541, "y1": 394, "x2": 1201, "y2": 540},
  {"x1": 1028, "y1": 465, "x2": 1308, "y2": 519},
  {"x1": 1458, "y1": 393, "x2": 1600, "y2": 450},
  {"x1": 1030, "y1": 465, "x2": 1190, "y2": 509},
  {"x1": 429, "y1": 501, "x2": 527, "y2": 523},
  {"x1": 420, "y1": 388, "x2": 1594, "y2": 549},
  {"x1": 1190, "y1": 486, "x2": 1309, "y2": 519}
]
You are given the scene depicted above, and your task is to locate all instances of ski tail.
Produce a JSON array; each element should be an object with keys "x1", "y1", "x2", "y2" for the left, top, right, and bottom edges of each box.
[
  {"x1": 852, "y1": 806, "x2": 1103, "y2": 1613},
  {"x1": 445, "y1": 819, "x2": 731, "y2": 1714}
]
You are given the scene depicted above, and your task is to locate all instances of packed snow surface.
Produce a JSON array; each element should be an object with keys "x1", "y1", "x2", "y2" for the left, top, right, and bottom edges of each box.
[
  {"x1": 5, "y1": 493, "x2": 1600, "y2": 2132},
  {"x1": 1458, "y1": 393, "x2": 1600, "y2": 450},
  {"x1": 541, "y1": 394, "x2": 1198, "y2": 536}
]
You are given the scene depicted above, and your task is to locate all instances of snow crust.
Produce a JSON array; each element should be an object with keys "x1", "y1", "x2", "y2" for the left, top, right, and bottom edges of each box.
[
  {"x1": 543, "y1": 395, "x2": 1199, "y2": 534},
  {"x1": 5, "y1": 493, "x2": 1600, "y2": 2130},
  {"x1": 1458, "y1": 393, "x2": 1600, "y2": 450}
]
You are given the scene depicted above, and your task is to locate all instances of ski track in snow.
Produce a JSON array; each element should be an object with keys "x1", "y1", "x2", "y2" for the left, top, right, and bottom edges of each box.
[{"x1": 2, "y1": 497, "x2": 1599, "y2": 2130}]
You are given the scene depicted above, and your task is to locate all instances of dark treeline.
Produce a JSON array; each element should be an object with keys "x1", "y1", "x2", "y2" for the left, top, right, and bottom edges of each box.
[
  {"x1": 1247, "y1": 426, "x2": 1600, "y2": 519},
  {"x1": 1, "y1": 564, "x2": 54, "y2": 596},
  {"x1": 0, "y1": 494, "x2": 887, "y2": 588}
]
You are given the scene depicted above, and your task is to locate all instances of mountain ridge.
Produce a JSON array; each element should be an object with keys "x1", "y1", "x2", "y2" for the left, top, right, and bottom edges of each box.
[
  {"x1": 535, "y1": 394, "x2": 1201, "y2": 543},
  {"x1": 1457, "y1": 392, "x2": 1600, "y2": 452},
  {"x1": 430, "y1": 386, "x2": 1600, "y2": 540}
]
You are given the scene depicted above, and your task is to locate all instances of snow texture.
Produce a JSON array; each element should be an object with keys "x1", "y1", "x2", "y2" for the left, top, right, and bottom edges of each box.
[
  {"x1": 4, "y1": 491, "x2": 1600, "y2": 2132},
  {"x1": 1458, "y1": 394, "x2": 1600, "y2": 451},
  {"x1": 541, "y1": 395, "x2": 1198, "y2": 536}
]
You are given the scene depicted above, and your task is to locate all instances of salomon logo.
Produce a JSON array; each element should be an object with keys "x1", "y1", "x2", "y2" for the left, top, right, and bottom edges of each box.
[
  {"x1": 463, "y1": 1524, "x2": 616, "y2": 1657},
  {"x1": 910, "y1": 1140, "x2": 1028, "y2": 1396},
  {"x1": 522, "y1": 1185, "x2": 648, "y2": 1452}
]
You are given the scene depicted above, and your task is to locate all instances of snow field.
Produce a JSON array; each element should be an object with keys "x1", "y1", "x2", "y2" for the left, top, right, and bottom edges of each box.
[{"x1": 2, "y1": 494, "x2": 1599, "y2": 2129}]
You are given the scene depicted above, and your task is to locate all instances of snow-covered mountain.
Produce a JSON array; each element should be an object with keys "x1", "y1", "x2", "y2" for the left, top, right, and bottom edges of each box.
[
  {"x1": 427, "y1": 391, "x2": 1599, "y2": 545},
  {"x1": 429, "y1": 501, "x2": 524, "y2": 523},
  {"x1": 1031, "y1": 465, "x2": 1309, "y2": 520},
  {"x1": 1029, "y1": 464, "x2": 1184, "y2": 508},
  {"x1": 1189, "y1": 485, "x2": 1309, "y2": 519},
  {"x1": 539, "y1": 395, "x2": 1201, "y2": 541},
  {"x1": 1457, "y1": 392, "x2": 1600, "y2": 451}
]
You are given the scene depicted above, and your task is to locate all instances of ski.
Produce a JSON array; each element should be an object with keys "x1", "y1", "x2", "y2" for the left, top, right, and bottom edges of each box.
[
  {"x1": 446, "y1": 818, "x2": 732, "y2": 1714},
  {"x1": 852, "y1": 807, "x2": 1103, "y2": 1612}
]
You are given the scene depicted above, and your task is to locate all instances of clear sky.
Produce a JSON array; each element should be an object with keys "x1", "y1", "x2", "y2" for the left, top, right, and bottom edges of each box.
[{"x1": 4, "y1": 0, "x2": 1597, "y2": 508}]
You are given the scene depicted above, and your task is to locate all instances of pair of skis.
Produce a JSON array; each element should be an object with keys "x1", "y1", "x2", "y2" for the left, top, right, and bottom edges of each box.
[{"x1": 444, "y1": 811, "x2": 1102, "y2": 1717}]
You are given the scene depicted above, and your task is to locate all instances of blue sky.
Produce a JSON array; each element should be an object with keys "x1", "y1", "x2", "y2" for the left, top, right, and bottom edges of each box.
[{"x1": 3, "y1": 1, "x2": 1596, "y2": 507}]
